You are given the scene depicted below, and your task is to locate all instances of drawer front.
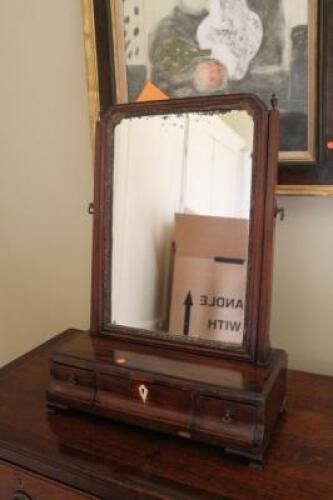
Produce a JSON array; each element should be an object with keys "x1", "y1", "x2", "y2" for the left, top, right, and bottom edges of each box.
[
  {"x1": 195, "y1": 397, "x2": 257, "y2": 445},
  {"x1": 96, "y1": 374, "x2": 192, "y2": 426},
  {"x1": 0, "y1": 460, "x2": 97, "y2": 500},
  {"x1": 48, "y1": 363, "x2": 95, "y2": 403}
]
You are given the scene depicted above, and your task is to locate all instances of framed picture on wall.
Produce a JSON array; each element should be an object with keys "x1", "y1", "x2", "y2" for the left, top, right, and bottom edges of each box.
[
  {"x1": 110, "y1": 0, "x2": 318, "y2": 165},
  {"x1": 82, "y1": 0, "x2": 333, "y2": 196}
]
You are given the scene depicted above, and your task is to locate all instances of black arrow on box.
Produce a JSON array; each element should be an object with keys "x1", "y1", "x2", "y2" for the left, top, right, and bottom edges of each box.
[{"x1": 183, "y1": 291, "x2": 193, "y2": 336}]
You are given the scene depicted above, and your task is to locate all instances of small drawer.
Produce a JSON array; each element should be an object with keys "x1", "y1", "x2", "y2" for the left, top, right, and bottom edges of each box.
[
  {"x1": 195, "y1": 397, "x2": 257, "y2": 445},
  {"x1": 48, "y1": 363, "x2": 95, "y2": 403},
  {"x1": 96, "y1": 373, "x2": 192, "y2": 425},
  {"x1": 0, "y1": 460, "x2": 97, "y2": 499},
  {"x1": 51, "y1": 363, "x2": 95, "y2": 388}
]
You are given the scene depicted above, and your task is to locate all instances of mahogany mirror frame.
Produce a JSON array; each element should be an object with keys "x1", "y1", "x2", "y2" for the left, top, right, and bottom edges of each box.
[{"x1": 90, "y1": 94, "x2": 279, "y2": 365}]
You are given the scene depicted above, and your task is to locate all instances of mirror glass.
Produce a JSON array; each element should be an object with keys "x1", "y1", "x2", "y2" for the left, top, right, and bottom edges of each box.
[{"x1": 110, "y1": 110, "x2": 254, "y2": 347}]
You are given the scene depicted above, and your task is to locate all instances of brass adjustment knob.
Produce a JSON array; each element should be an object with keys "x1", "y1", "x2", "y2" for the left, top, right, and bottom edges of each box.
[
  {"x1": 13, "y1": 492, "x2": 31, "y2": 500},
  {"x1": 222, "y1": 410, "x2": 233, "y2": 424},
  {"x1": 274, "y1": 205, "x2": 285, "y2": 221}
]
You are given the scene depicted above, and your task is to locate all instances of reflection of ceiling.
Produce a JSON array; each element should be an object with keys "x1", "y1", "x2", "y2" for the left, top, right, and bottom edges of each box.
[{"x1": 120, "y1": 111, "x2": 254, "y2": 152}]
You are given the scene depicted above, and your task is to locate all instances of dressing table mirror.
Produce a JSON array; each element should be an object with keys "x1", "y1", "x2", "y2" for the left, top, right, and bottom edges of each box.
[{"x1": 47, "y1": 94, "x2": 287, "y2": 464}]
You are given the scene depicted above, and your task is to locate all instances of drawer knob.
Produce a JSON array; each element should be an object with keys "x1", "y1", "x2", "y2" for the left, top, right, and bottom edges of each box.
[
  {"x1": 68, "y1": 375, "x2": 79, "y2": 385},
  {"x1": 222, "y1": 410, "x2": 233, "y2": 424},
  {"x1": 13, "y1": 492, "x2": 31, "y2": 500},
  {"x1": 138, "y1": 384, "x2": 149, "y2": 404}
]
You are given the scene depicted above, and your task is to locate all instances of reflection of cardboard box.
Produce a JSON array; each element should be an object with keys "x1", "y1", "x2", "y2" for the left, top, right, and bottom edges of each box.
[{"x1": 169, "y1": 214, "x2": 249, "y2": 345}]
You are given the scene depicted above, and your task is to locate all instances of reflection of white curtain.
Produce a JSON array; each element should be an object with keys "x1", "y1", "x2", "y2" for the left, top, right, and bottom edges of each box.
[{"x1": 112, "y1": 116, "x2": 186, "y2": 330}]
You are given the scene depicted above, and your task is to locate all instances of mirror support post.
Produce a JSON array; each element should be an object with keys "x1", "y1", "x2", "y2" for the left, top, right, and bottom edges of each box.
[{"x1": 256, "y1": 104, "x2": 280, "y2": 364}]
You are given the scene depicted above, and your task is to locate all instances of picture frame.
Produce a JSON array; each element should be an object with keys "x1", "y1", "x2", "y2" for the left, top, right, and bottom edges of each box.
[
  {"x1": 278, "y1": 0, "x2": 333, "y2": 196},
  {"x1": 110, "y1": 0, "x2": 318, "y2": 166},
  {"x1": 81, "y1": 0, "x2": 333, "y2": 196}
]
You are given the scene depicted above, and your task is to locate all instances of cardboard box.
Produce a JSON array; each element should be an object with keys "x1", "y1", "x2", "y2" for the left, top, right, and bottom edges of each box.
[{"x1": 169, "y1": 214, "x2": 249, "y2": 345}]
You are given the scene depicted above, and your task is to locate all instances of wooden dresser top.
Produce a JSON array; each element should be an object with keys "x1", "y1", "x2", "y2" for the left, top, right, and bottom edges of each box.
[{"x1": 0, "y1": 329, "x2": 332, "y2": 499}]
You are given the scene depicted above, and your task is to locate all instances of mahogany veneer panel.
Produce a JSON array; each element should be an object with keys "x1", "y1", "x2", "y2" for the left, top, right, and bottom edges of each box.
[{"x1": 0, "y1": 460, "x2": 96, "y2": 500}]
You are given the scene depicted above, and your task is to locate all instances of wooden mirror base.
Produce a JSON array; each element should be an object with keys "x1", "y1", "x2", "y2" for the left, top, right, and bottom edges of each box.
[{"x1": 47, "y1": 330, "x2": 287, "y2": 464}]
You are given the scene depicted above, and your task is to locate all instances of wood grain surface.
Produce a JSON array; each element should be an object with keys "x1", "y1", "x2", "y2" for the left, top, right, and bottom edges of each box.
[{"x1": 0, "y1": 330, "x2": 332, "y2": 499}]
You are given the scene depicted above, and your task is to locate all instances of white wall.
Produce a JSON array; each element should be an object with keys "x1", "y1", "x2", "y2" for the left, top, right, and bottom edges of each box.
[
  {"x1": 271, "y1": 197, "x2": 333, "y2": 376},
  {"x1": 0, "y1": 0, "x2": 93, "y2": 367}
]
